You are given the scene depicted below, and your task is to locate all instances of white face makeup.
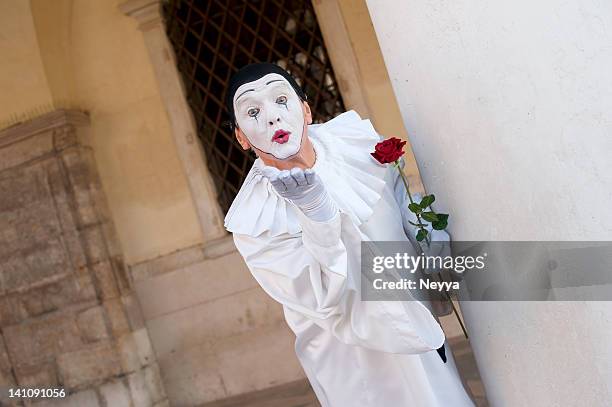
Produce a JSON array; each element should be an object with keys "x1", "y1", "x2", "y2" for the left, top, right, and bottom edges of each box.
[{"x1": 233, "y1": 73, "x2": 305, "y2": 159}]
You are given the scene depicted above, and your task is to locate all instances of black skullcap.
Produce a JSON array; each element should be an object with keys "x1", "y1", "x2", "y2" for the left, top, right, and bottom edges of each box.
[{"x1": 225, "y1": 63, "x2": 307, "y2": 131}]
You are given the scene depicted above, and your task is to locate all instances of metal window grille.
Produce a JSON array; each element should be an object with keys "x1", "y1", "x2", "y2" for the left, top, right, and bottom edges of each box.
[{"x1": 162, "y1": 0, "x2": 346, "y2": 214}]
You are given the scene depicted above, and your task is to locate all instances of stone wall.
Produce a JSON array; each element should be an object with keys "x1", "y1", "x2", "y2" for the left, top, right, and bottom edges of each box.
[{"x1": 0, "y1": 110, "x2": 168, "y2": 406}]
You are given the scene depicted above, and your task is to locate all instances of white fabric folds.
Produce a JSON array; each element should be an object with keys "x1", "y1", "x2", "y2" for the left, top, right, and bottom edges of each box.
[
  {"x1": 225, "y1": 110, "x2": 475, "y2": 407},
  {"x1": 224, "y1": 109, "x2": 388, "y2": 236}
]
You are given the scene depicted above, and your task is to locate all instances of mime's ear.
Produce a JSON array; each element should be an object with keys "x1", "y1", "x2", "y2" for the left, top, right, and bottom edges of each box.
[
  {"x1": 234, "y1": 127, "x2": 250, "y2": 150},
  {"x1": 302, "y1": 101, "x2": 313, "y2": 125}
]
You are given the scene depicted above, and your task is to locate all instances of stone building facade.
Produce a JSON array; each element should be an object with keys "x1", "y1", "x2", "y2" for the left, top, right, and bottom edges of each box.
[
  {"x1": 0, "y1": 111, "x2": 166, "y2": 405},
  {"x1": 0, "y1": 0, "x2": 478, "y2": 406}
]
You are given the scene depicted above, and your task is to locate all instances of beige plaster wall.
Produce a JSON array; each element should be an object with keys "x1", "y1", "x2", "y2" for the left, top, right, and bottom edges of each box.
[
  {"x1": 314, "y1": 0, "x2": 425, "y2": 192},
  {"x1": 30, "y1": 0, "x2": 76, "y2": 106},
  {"x1": 366, "y1": 0, "x2": 612, "y2": 405},
  {"x1": 130, "y1": 249, "x2": 306, "y2": 405},
  {"x1": 336, "y1": 0, "x2": 411, "y2": 143},
  {"x1": 0, "y1": 0, "x2": 54, "y2": 123},
  {"x1": 1, "y1": 0, "x2": 204, "y2": 265}
]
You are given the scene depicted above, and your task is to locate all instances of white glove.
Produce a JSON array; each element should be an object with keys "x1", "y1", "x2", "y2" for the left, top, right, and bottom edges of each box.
[{"x1": 261, "y1": 166, "x2": 339, "y2": 222}]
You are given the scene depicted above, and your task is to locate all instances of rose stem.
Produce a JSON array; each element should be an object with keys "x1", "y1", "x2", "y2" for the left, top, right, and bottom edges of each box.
[
  {"x1": 395, "y1": 160, "x2": 431, "y2": 246},
  {"x1": 436, "y1": 273, "x2": 469, "y2": 339}
]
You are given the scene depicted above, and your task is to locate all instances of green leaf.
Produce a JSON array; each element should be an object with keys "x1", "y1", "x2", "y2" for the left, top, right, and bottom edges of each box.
[
  {"x1": 437, "y1": 213, "x2": 449, "y2": 221},
  {"x1": 432, "y1": 213, "x2": 449, "y2": 230},
  {"x1": 421, "y1": 211, "x2": 439, "y2": 222},
  {"x1": 409, "y1": 221, "x2": 428, "y2": 227},
  {"x1": 408, "y1": 203, "x2": 422, "y2": 214},
  {"x1": 419, "y1": 194, "x2": 435, "y2": 208},
  {"x1": 416, "y1": 229, "x2": 429, "y2": 242},
  {"x1": 432, "y1": 219, "x2": 448, "y2": 230}
]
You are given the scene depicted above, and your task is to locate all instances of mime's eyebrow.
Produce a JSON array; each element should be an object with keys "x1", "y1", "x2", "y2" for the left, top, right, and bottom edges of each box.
[{"x1": 235, "y1": 79, "x2": 285, "y2": 101}]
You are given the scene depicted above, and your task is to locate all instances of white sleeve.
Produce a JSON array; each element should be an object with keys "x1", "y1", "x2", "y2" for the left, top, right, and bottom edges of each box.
[
  {"x1": 232, "y1": 209, "x2": 445, "y2": 354},
  {"x1": 392, "y1": 158, "x2": 452, "y2": 263}
]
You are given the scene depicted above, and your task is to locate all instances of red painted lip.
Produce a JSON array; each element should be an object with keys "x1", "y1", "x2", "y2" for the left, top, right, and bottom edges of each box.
[{"x1": 271, "y1": 129, "x2": 291, "y2": 144}]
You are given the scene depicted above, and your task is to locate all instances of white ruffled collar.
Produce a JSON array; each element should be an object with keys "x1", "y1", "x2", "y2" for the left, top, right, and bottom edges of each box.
[{"x1": 224, "y1": 110, "x2": 388, "y2": 237}]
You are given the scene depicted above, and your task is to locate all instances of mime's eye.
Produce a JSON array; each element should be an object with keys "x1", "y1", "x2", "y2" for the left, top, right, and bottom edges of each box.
[
  {"x1": 247, "y1": 107, "x2": 260, "y2": 117},
  {"x1": 276, "y1": 95, "x2": 287, "y2": 104}
]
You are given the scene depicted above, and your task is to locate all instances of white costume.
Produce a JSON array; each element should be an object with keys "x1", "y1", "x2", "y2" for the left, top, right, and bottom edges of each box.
[{"x1": 225, "y1": 110, "x2": 475, "y2": 406}]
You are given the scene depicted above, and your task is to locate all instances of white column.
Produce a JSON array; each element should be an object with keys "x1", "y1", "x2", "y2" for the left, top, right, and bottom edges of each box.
[
  {"x1": 365, "y1": 0, "x2": 612, "y2": 405},
  {"x1": 120, "y1": 0, "x2": 227, "y2": 245}
]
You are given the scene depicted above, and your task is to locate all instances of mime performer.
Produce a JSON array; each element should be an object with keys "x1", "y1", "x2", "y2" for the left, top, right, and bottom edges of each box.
[{"x1": 223, "y1": 62, "x2": 475, "y2": 407}]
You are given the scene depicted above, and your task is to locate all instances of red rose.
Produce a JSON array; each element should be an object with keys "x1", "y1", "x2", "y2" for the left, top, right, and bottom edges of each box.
[{"x1": 371, "y1": 137, "x2": 406, "y2": 164}]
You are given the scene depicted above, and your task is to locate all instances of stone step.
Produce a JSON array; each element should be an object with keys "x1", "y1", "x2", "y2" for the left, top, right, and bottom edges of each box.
[
  {"x1": 197, "y1": 379, "x2": 320, "y2": 407},
  {"x1": 198, "y1": 334, "x2": 490, "y2": 407}
]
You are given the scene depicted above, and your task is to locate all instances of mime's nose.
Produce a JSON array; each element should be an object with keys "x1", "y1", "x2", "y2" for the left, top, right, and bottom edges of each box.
[{"x1": 268, "y1": 117, "x2": 281, "y2": 126}]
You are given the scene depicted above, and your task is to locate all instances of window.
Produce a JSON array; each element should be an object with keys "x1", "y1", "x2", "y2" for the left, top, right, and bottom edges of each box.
[{"x1": 162, "y1": 0, "x2": 346, "y2": 213}]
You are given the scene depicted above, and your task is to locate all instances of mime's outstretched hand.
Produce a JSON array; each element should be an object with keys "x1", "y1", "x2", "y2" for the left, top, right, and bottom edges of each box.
[{"x1": 261, "y1": 166, "x2": 338, "y2": 222}]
